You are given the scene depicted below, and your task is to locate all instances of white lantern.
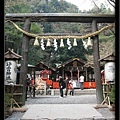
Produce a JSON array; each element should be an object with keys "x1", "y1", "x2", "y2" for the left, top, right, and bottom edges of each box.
[
  {"x1": 5, "y1": 60, "x2": 17, "y2": 85},
  {"x1": 104, "y1": 62, "x2": 115, "y2": 82}
]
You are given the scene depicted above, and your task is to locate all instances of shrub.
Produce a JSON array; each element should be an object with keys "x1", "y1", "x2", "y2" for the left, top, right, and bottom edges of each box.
[
  {"x1": 4, "y1": 93, "x2": 12, "y2": 108},
  {"x1": 109, "y1": 85, "x2": 115, "y2": 104}
]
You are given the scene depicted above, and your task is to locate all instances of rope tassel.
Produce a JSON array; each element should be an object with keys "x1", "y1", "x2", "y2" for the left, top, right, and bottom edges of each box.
[
  {"x1": 41, "y1": 39, "x2": 45, "y2": 50},
  {"x1": 53, "y1": 39, "x2": 58, "y2": 51},
  {"x1": 73, "y1": 38, "x2": 77, "y2": 46},
  {"x1": 82, "y1": 39, "x2": 88, "y2": 50},
  {"x1": 46, "y1": 38, "x2": 51, "y2": 46},
  {"x1": 60, "y1": 39, "x2": 64, "y2": 47},
  {"x1": 33, "y1": 37, "x2": 39, "y2": 46},
  {"x1": 87, "y1": 37, "x2": 92, "y2": 46},
  {"x1": 67, "y1": 38, "x2": 72, "y2": 49}
]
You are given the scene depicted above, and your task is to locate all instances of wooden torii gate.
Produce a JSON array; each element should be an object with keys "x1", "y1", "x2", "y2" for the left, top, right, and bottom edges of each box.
[{"x1": 5, "y1": 13, "x2": 115, "y2": 105}]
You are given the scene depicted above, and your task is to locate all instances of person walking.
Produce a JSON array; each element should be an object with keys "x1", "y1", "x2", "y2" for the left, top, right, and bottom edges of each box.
[
  {"x1": 79, "y1": 74, "x2": 85, "y2": 90},
  {"x1": 69, "y1": 79, "x2": 76, "y2": 96},
  {"x1": 64, "y1": 76, "x2": 69, "y2": 97}
]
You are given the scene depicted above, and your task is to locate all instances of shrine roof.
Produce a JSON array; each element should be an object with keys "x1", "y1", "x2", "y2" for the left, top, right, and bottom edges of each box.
[
  {"x1": 57, "y1": 57, "x2": 86, "y2": 68},
  {"x1": 4, "y1": 48, "x2": 22, "y2": 60},
  {"x1": 36, "y1": 61, "x2": 56, "y2": 71},
  {"x1": 83, "y1": 62, "x2": 94, "y2": 68},
  {"x1": 98, "y1": 52, "x2": 115, "y2": 62}
]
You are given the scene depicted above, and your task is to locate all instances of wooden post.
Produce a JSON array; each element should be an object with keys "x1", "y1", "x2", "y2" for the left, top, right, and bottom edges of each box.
[
  {"x1": 85, "y1": 68, "x2": 88, "y2": 82},
  {"x1": 70, "y1": 69, "x2": 73, "y2": 80},
  {"x1": 33, "y1": 69, "x2": 36, "y2": 97},
  {"x1": 20, "y1": 18, "x2": 31, "y2": 105},
  {"x1": 92, "y1": 20, "x2": 103, "y2": 104},
  {"x1": 77, "y1": 68, "x2": 79, "y2": 80},
  {"x1": 62, "y1": 67, "x2": 64, "y2": 79}
]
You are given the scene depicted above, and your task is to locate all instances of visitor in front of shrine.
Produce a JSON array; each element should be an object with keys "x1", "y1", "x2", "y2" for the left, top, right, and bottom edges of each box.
[
  {"x1": 79, "y1": 74, "x2": 85, "y2": 90},
  {"x1": 64, "y1": 76, "x2": 69, "y2": 97},
  {"x1": 26, "y1": 75, "x2": 30, "y2": 101},
  {"x1": 69, "y1": 79, "x2": 76, "y2": 96},
  {"x1": 29, "y1": 76, "x2": 34, "y2": 98},
  {"x1": 58, "y1": 76, "x2": 64, "y2": 98}
]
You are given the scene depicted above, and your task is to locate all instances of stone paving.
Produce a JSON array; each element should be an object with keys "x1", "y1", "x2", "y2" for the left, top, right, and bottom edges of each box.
[{"x1": 5, "y1": 94, "x2": 115, "y2": 120}]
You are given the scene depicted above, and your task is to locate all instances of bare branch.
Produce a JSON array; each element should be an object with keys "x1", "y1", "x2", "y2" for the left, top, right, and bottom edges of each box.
[{"x1": 107, "y1": 0, "x2": 115, "y2": 8}]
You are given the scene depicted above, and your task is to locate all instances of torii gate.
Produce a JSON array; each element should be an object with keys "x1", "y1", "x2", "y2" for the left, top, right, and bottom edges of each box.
[{"x1": 5, "y1": 13, "x2": 115, "y2": 105}]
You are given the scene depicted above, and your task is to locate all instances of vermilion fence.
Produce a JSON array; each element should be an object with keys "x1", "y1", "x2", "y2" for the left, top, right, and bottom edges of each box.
[{"x1": 46, "y1": 79, "x2": 96, "y2": 89}]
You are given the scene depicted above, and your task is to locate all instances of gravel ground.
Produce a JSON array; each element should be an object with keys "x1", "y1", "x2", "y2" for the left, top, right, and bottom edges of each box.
[{"x1": 5, "y1": 95, "x2": 115, "y2": 120}]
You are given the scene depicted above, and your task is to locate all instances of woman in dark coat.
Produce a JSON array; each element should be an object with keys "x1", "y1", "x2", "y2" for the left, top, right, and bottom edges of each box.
[{"x1": 58, "y1": 76, "x2": 64, "y2": 98}]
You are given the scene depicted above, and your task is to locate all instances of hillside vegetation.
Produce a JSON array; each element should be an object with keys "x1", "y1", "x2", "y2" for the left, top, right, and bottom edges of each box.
[{"x1": 4, "y1": 0, "x2": 115, "y2": 67}]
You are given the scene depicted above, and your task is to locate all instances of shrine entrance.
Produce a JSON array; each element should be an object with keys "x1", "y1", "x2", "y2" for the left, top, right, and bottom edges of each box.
[{"x1": 5, "y1": 13, "x2": 115, "y2": 105}]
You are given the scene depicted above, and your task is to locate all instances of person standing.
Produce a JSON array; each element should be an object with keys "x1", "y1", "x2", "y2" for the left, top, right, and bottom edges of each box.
[
  {"x1": 79, "y1": 74, "x2": 85, "y2": 90},
  {"x1": 16, "y1": 68, "x2": 20, "y2": 84},
  {"x1": 58, "y1": 76, "x2": 64, "y2": 98},
  {"x1": 29, "y1": 76, "x2": 34, "y2": 98},
  {"x1": 64, "y1": 76, "x2": 69, "y2": 97},
  {"x1": 69, "y1": 79, "x2": 76, "y2": 96},
  {"x1": 26, "y1": 75, "x2": 30, "y2": 100}
]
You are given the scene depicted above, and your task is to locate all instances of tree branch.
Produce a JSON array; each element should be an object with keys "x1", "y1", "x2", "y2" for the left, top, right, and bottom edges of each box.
[{"x1": 107, "y1": 0, "x2": 115, "y2": 8}]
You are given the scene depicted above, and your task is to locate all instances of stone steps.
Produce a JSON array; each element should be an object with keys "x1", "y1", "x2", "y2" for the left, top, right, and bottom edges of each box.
[{"x1": 50, "y1": 88, "x2": 96, "y2": 95}]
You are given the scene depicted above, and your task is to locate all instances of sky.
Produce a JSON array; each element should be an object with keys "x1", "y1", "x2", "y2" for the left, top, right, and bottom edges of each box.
[{"x1": 65, "y1": 0, "x2": 115, "y2": 12}]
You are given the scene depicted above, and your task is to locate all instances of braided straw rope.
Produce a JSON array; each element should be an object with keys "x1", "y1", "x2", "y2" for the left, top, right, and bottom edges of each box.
[{"x1": 5, "y1": 20, "x2": 115, "y2": 40}]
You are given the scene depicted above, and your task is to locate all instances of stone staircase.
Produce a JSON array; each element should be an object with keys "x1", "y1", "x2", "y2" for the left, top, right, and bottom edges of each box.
[{"x1": 49, "y1": 88, "x2": 96, "y2": 96}]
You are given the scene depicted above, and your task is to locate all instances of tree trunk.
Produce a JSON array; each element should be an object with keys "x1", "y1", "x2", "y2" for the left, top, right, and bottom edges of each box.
[
  {"x1": 20, "y1": 19, "x2": 31, "y2": 105},
  {"x1": 92, "y1": 20, "x2": 104, "y2": 104}
]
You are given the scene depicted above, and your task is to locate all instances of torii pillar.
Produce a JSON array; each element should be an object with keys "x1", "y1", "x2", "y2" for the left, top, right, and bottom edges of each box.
[
  {"x1": 92, "y1": 20, "x2": 103, "y2": 104},
  {"x1": 20, "y1": 18, "x2": 31, "y2": 105}
]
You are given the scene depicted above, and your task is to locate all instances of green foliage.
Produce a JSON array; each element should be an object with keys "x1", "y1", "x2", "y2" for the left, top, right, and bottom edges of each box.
[
  {"x1": 5, "y1": 0, "x2": 115, "y2": 67},
  {"x1": 109, "y1": 85, "x2": 115, "y2": 104},
  {"x1": 99, "y1": 35, "x2": 115, "y2": 43},
  {"x1": 30, "y1": 23, "x2": 43, "y2": 33},
  {"x1": 4, "y1": 94, "x2": 12, "y2": 108}
]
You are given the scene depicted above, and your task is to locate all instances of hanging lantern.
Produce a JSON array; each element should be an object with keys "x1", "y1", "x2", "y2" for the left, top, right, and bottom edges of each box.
[
  {"x1": 87, "y1": 37, "x2": 92, "y2": 46},
  {"x1": 73, "y1": 38, "x2": 77, "y2": 46},
  {"x1": 60, "y1": 38, "x2": 64, "y2": 47},
  {"x1": 46, "y1": 38, "x2": 51, "y2": 46},
  {"x1": 34, "y1": 37, "x2": 39, "y2": 46}
]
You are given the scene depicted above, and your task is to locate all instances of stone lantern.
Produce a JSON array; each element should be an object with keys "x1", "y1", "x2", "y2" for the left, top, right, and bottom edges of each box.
[{"x1": 4, "y1": 48, "x2": 22, "y2": 85}]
